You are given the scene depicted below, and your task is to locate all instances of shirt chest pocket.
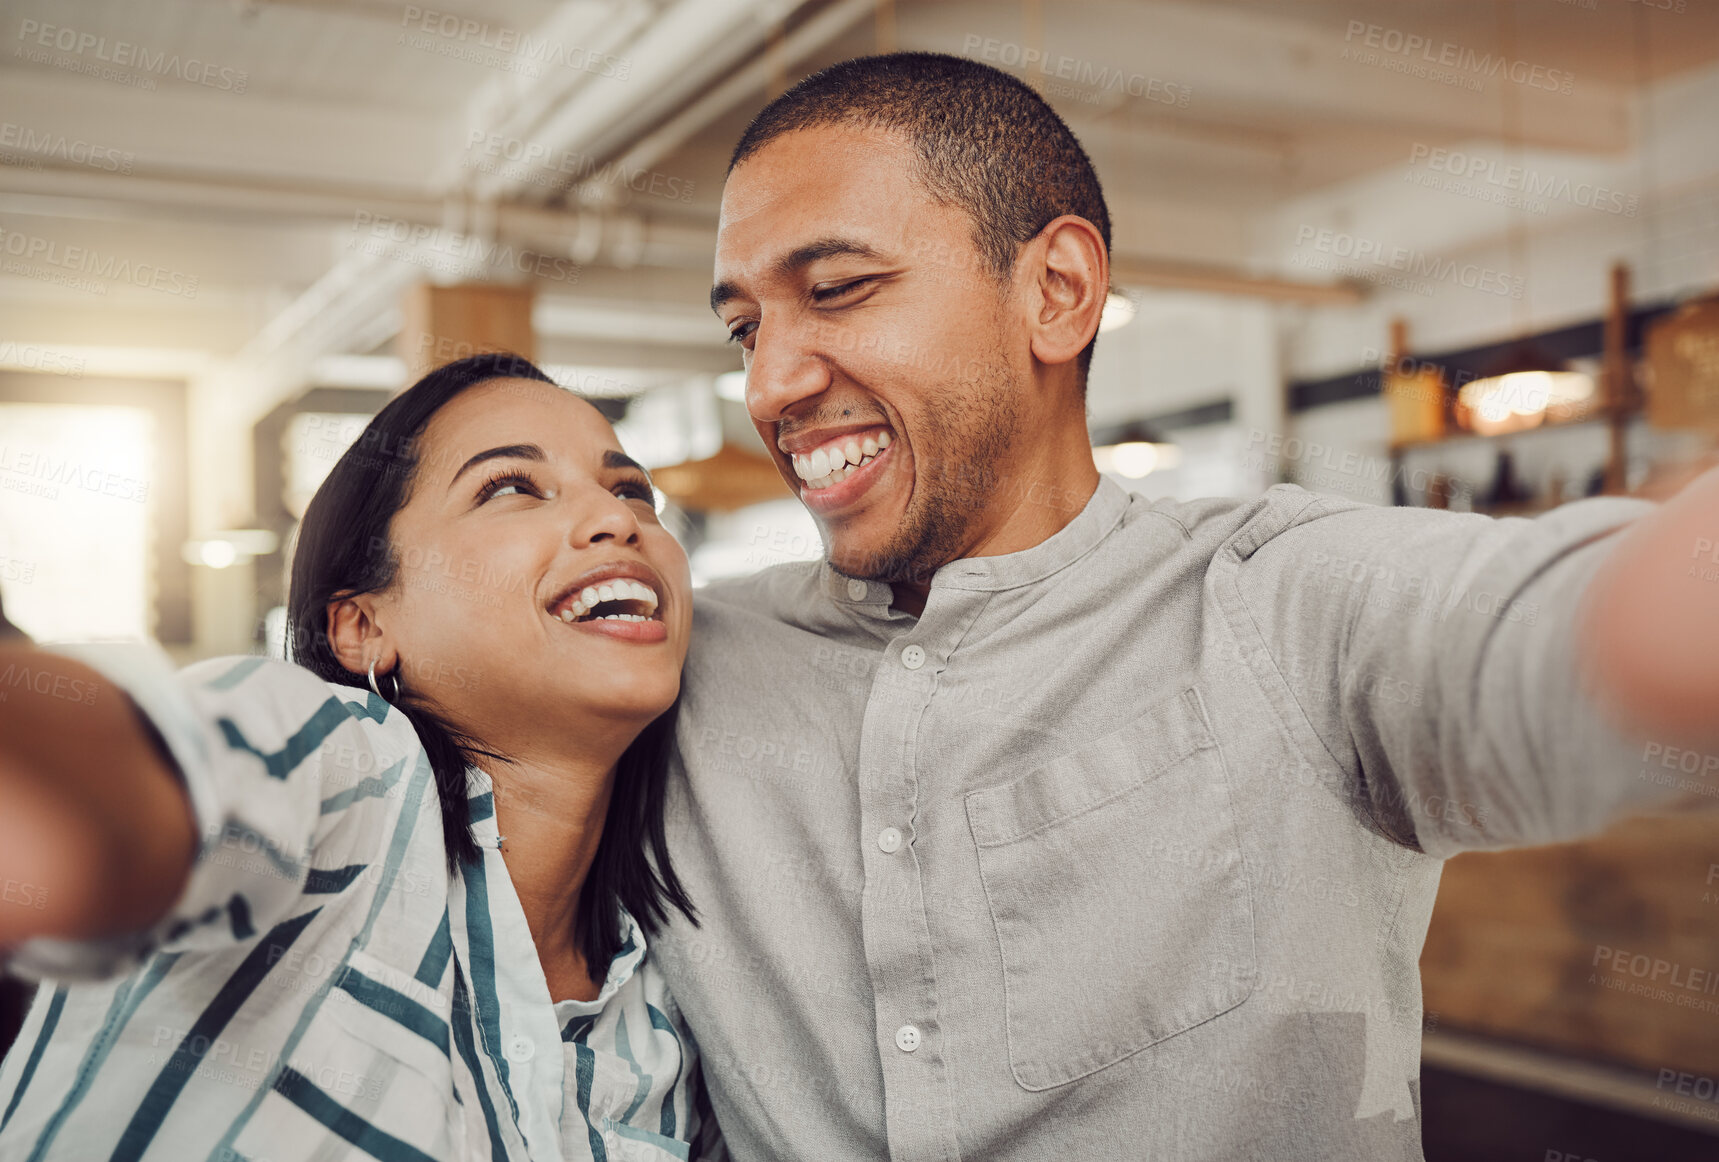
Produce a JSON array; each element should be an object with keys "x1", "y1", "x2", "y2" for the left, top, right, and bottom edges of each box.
[
  {"x1": 964, "y1": 687, "x2": 1258, "y2": 1091},
  {"x1": 232, "y1": 947, "x2": 464, "y2": 1161}
]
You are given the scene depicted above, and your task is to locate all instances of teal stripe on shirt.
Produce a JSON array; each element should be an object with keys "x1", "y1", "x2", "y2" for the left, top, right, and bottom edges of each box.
[
  {"x1": 319, "y1": 754, "x2": 410, "y2": 815},
  {"x1": 335, "y1": 966, "x2": 450, "y2": 1053},
  {"x1": 24, "y1": 954, "x2": 180, "y2": 1162},
  {"x1": 450, "y1": 960, "x2": 509, "y2": 1159},
  {"x1": 205, "y1": 754, "x2": 433, "y2": 1162},
  {"x1": 273, "y1": 1067, "x2": 438, "y2": 1162},
  {"x1": 204, "y1": 657, "x2": 268, "y2": 691},
  {"x1": 612, "y1": 1011, "x2": 654, "y2": 1124},
  {"x1": 414, "y1": 909, "x2": 453, "y2": 988},
  {"x1": 458, "y1": 852, "x2": 522, "y2": 1132},
  {"x1": 111, "y1": 909, "x2": 320, "y2": 1162},
  {"x1": 0, "y1": 987, "x2": 65, "y2": 1132},
  {"x1": 217, "y1": 697, "x2": 350, "y2": 780},
  {"x1": 647, "y1": 1003, "x2": 683, "y2": 1139},
  {"x1": 573, "y1": 1042, "x2": 608, "y2": 1162}
]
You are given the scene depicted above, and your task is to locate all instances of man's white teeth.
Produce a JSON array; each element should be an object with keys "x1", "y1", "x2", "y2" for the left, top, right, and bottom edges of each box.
[
  {"x1": 791, "y1": 431, "x2": 891, "y2": 488},
  {"x1": 560, "y1": 608, "x2": 576, "y2": 622}
]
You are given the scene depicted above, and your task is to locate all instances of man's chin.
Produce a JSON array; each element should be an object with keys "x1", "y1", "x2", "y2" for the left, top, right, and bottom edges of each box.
[{"x1": 826, "y1": 538, "x2": 936, "y2": 587}]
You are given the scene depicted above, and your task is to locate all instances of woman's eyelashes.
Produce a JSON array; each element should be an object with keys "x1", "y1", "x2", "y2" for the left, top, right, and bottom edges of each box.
[
  {"x1": 474, "y1": 468, "x2": 655, "y2": 508},
  {"x1": 476, "y1": 470, "x2": 541, "y2": 503},
  {"x1": 614, "y1": 477, "x2": 655, "y2": 505}
]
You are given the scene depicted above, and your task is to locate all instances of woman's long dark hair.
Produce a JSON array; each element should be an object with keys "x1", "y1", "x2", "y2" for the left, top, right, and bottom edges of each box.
[{"x1": 287, "y1": 352, "x2": 695, "y2": 970}]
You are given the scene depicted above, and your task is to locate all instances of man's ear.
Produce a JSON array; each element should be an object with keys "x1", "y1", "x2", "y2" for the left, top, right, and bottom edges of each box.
[
  {"x1": 326, "y1": 594, "x2": 393, "y2": 681},
  {"x1": 1024, "y1": 214, "x2": 1109, "y2": 373}
]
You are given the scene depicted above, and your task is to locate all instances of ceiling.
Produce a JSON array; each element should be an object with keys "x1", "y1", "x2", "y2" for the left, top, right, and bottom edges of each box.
[{"x1": 2, "y1": 0, "x2": 1715, "y2": 415}]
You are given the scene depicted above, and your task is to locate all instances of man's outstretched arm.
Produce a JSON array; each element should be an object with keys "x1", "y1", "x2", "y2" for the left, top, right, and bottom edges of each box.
[{"x1": 1582, "y1": 464, "x2": 1719, "y2": 749}]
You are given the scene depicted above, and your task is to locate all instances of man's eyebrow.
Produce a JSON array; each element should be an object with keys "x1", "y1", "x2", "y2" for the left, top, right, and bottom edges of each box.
[
  {"x1": 603, "y1": 449, "x2": 652, "y2": 484},
  {"x1": 709, "y1": 237, "x2": 888, "y2": 316},
  {"x1": 449, "y1": 443, "x2": 544, "y2": 490}
]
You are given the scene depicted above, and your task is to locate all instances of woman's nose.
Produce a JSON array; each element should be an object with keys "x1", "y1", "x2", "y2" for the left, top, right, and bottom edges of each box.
[{"x1": 569, "y1": 489, "x2": 642, "y2": 547}]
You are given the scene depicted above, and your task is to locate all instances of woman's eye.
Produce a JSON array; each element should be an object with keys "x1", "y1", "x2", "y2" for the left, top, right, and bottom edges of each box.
[
  {"x1": 477, "y1": 472, "x2": 540, "y2": 503},
  {"x1": 616, "y1": 481, "x2": 655, "y2": 504}
]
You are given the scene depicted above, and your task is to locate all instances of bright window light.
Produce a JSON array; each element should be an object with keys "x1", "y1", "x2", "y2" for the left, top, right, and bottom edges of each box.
[
  {"x1": 714, "y1": 370, "x2": 748, "y2": 402},
  {"x1": 0, "y1": 404, "x2": 154, "y2": 641},
  {"x1": 1099, "y1": 292, "x2": 1137, "y2": 333},
  {"x1": 1093, "y1": 441, "x2": 1181, "y2": 479},
  {"x1": 284, "y1": 412, "x2": 372, "y2": 518}
]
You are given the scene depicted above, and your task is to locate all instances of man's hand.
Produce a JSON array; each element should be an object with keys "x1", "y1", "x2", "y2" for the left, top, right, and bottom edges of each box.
[
  {"x1": 0, "y1": 644, "x2": 195, "y2": 951},
  {"x1": 1582, "y1": 462, "x2": 1719, "y2": 749}
]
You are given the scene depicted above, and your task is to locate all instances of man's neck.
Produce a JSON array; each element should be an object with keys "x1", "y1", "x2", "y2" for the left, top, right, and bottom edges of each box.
[{"x1": 890, "y1": 427, "x2": 1102, "y2": 617}]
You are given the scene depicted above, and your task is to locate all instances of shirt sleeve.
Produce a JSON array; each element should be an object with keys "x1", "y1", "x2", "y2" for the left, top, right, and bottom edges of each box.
[
  {"x1": 7, "y1": 643, "x2": 423, "y2": 982},
  {"x1": 1232, "y1": 489, "x2": 1677, "y2": 858}
]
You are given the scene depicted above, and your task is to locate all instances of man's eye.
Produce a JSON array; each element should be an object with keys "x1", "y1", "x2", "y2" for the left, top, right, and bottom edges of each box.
[
  {"x1": 812, "y1": 278, "x2": 872, "y2": 302},
  {"x1": 727, "y1": 321, "x2": 757, "y2": 345}
]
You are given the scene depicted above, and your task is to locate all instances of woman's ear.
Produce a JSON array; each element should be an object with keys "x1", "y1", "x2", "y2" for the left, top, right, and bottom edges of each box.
[
  {"x1": 1024, "y1": 214, "x2": 1108, "y2": 373},
  {"x1": 326, "y1": 594, "x2": 392, "y2": 681}
]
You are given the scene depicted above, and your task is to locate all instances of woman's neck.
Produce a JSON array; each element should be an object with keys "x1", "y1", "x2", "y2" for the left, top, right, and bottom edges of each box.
[{"x1": 486, "y1": 738, "x2": 622, "y2": 1003}]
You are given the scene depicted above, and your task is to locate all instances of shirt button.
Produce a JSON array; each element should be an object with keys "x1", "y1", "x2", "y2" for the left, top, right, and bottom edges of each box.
[
  {"x1": 846, "y1": 578, "x2": 868, "y2": 601},
  {"x1": 901, "y1": 644, "x2": 926, "y2": 670},
  {"x1": 505, "y1": 1035, "x2": 535, "y2": 1062},
  {"x1": 877, "y1": 826, "x2": 903, "y2": 853},
  {"x1": 895, "y1": 1024, "x2": 921, "y2": 1053}
]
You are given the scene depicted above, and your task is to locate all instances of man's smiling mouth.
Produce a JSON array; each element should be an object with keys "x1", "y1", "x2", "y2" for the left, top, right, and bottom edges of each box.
[{"x1": 786, "y1": 428, "x2": 893, "y2": 491}]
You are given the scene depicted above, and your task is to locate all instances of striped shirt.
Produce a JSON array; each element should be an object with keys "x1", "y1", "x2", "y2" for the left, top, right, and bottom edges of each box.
[{"x1": 0, "y1": 644, "x2": 710, "y2": 1162}]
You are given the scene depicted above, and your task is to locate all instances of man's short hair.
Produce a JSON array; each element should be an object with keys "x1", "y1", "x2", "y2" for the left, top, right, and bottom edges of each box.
[{"x1": 729, "y1": 51, "x2": 1112, "y2": 378}]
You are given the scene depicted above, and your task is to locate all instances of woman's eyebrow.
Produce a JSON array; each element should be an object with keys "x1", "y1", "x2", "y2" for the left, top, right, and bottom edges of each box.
[
  {"x1": 604, "y1": 450, "x2": 653, "y2": 485},
  {"x1": 448, "y1": 443, "x2": 545, "y2": 490}
]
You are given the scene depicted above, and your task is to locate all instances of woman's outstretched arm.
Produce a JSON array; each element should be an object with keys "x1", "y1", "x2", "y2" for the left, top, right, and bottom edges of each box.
[{"x1": 0, "y1": 642, "x2": 195, "y2": 950}]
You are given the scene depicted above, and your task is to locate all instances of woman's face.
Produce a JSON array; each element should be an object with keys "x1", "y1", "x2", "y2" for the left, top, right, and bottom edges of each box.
[{"x1": 362, "y1": 377, "x2": 691, "y2": 743}]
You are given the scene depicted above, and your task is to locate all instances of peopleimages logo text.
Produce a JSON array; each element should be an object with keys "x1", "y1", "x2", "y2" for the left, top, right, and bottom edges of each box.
[
  {"x1": 1292, "y1": 225, "x2": 1524, "y2": 299},
  {"x1": 15, "y1": 19, "x2": 249, "y2": 92},
  {"x1": 1342, "y1": 21, "x2": 1574, "y2": 94}
]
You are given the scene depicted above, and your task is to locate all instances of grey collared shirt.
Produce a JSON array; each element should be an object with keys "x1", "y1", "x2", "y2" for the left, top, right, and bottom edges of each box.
[{"x1": 654, "y1": 477, "x2": 1667, "y2": 1161}]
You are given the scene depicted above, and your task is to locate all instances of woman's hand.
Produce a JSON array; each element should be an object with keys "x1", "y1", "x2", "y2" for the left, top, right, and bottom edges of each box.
[{"x1": 0, "y1": 644, "x2": 196, "y2": 952}]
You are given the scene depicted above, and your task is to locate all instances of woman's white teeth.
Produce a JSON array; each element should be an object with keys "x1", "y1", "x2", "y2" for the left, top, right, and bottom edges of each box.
[
  {"x1": 558, "y1": 578, "x2": 659, "y2": 622},
  {"x1": 791, "y1": 432, "x2": 891, "y2": 489}
]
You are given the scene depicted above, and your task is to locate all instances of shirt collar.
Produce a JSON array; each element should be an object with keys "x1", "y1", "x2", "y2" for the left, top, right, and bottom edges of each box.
[
  {"x1": 462, "y1": 766, "x2": 650, "y2": 1014},
  {"x1": 820, "y1": 475, "x2": 1131, "y2": 602}
]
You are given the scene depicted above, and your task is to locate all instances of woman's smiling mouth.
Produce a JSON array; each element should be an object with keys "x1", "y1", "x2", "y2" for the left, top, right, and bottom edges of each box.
[{"x1": 547, "y1": 566, "x2": 668, "y2": 642}]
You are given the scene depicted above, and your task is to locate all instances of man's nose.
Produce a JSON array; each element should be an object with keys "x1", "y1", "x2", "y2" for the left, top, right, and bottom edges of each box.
[{"x1": 744, "y1": 324, "x2": 833, "y2": 425}]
